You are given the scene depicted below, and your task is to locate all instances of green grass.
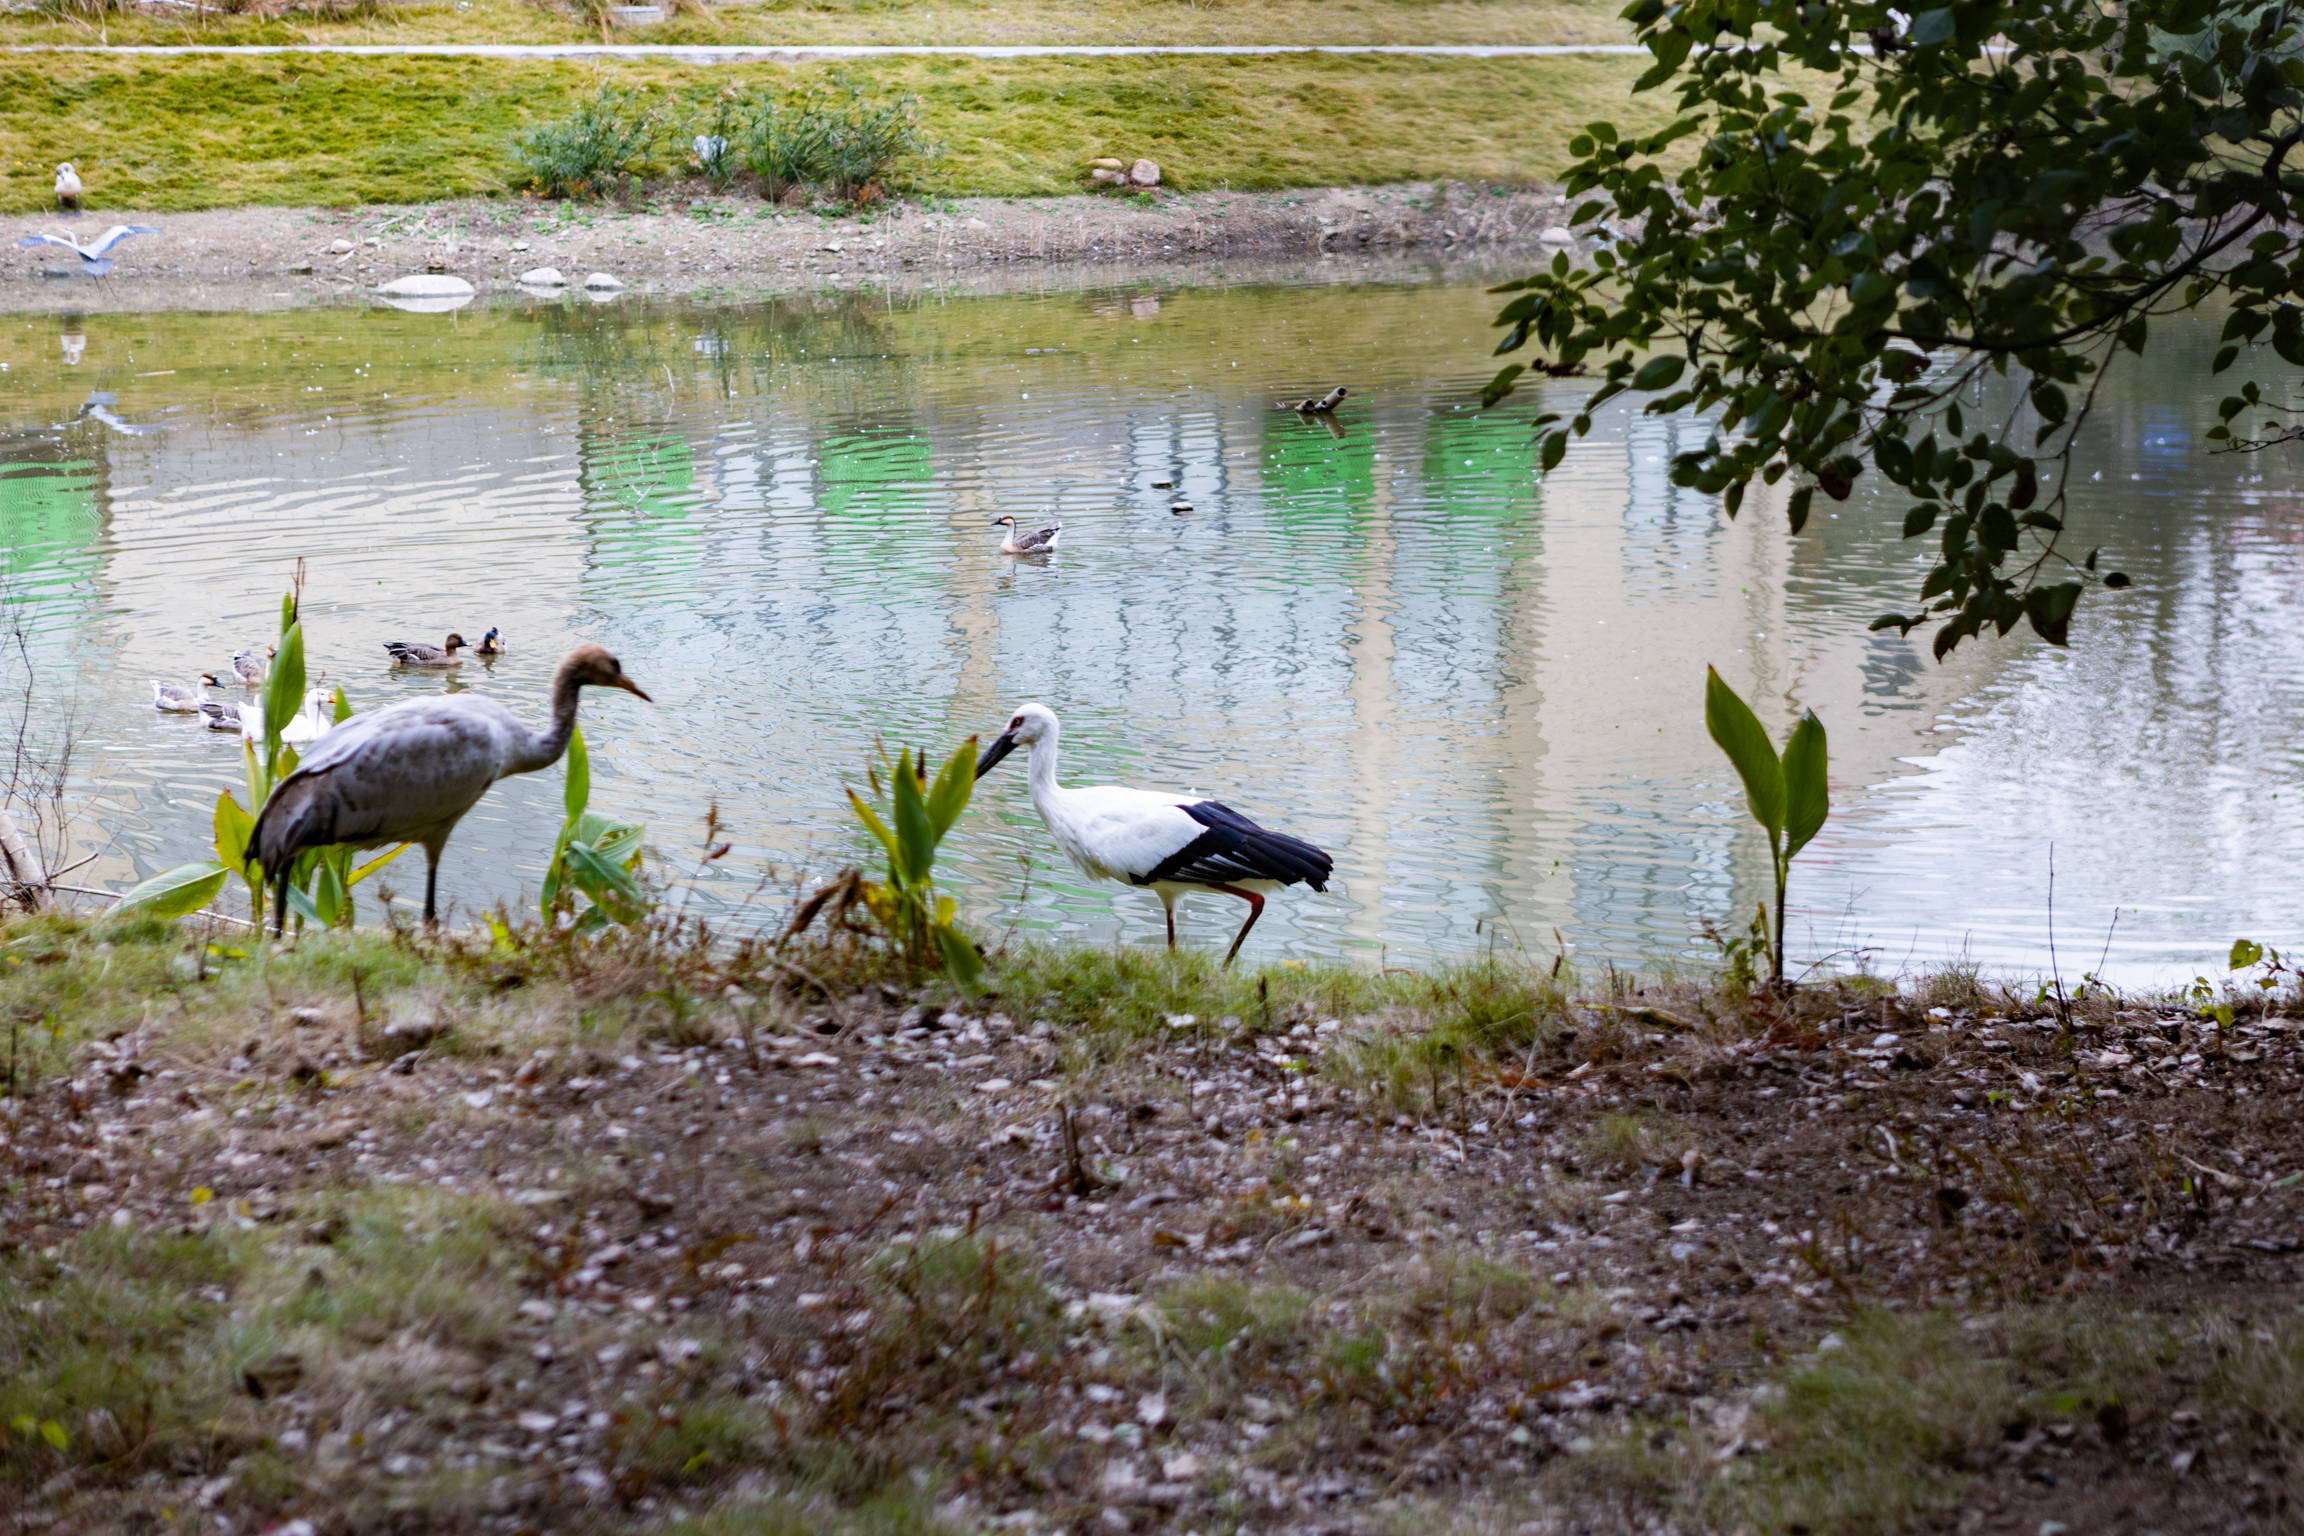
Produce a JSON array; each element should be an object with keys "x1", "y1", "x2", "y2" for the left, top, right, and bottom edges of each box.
[
  {"x1": 0, "y1": 0, "x2": 1635, "y2": 48},
  {"x1": 0, "y1": 51, "x2": 1662, "y2": 210}
]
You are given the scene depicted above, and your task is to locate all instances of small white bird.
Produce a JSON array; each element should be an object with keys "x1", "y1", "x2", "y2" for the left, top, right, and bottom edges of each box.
[
  {"x1": 231, "y1": 647, "x2": 272, "y2": 688},
  {"x1": 992, "y1": 515, "x2": 1062, "y2": 556},
  {"x1": 17, "y1": 224, "x2": 160, "y2": 277},
  {"x1": 251, "y1": 644, "x2": 651, "y2": 931},
  {"x1": 54, "y1": 163, "x2": 81, "y2": 215},
  {"x1": 974, "y1": 702, "x2": 1333, "y2": 965},
  {"x1": 151, "y1": 673, "x2": 221, "y2": 713}
]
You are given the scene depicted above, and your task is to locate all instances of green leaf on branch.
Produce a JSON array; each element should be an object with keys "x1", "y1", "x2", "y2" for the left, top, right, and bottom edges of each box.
[{"x1": 111, "y1": 862, "x2": 231, "y2": 923}]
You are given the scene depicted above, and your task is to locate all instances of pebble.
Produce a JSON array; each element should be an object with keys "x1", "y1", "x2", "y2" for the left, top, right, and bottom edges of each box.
[
  {"x1": 518, "y1": 267, "x2": 568, "y2": 287},
  {"x1": 377, "y1": 274, "x2": 473, "y2": 298},
  {"x1": 1539, "y1": 226, "x2": 1577, "y2": 245},
  {"x1": 327, "y1": 239, "x2": 353, "y2": 254},
  {"x1": 582, "y1": 271, "x2": 626, "y2": 290}
]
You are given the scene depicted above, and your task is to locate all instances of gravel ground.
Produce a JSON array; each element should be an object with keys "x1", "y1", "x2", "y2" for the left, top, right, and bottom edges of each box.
[
  {"x1": 0, "y1": 181, "x2": 1577, "y2": 314},
  {"x1": 6, "y1": 926, "x2": 2303, "y2": 1534}
]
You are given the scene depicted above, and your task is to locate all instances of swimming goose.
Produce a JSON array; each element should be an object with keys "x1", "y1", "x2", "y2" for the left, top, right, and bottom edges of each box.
[
  {"x1": 201, "y1": 690, "x2": 336, "y2": 745},
  {"x1": 199, "y1": 701, "x2": 244, "y2": 733},
  {"x1": 385, "y1": 633, "x2": 467, "y2": 667},
  {"x1": 993, "y1": 516, "x2": 1062, "y2": 556},
  {"x1": 974, "y1": 702, "x2": 1333, "y2": 965},
  {"x1": 152, "y1": 673, "x2": 221, "y2": 713},
  {"x1": 231, "y1": 646, "x2": 273, "y2": 688},
  {"x1": 251, "y1": 645, "x2": 651, "y2": 932}
]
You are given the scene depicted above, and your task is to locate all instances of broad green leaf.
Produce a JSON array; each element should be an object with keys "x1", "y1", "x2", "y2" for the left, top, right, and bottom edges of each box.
[
  {"x1": 1704, "y1": 667, "x2": 1785, "y2": 839},
  {"x1": 565, "y1": 842, "x2": 647, "y2": 922},
  {"x1": 846, "y1": 790, "x2": 899, "y2": 866},
  {"x1": 110, "y1": 862, "x2": 230, "y2": 922},
  {"x1": 331, "y1": 686, "x2": 353, "y2": 725},
  {"x1": 1632, "y1": 354, "x2": 1684, "y2": 391},
  {"x1": 348, "y1": 843, "x2": 411, "y2": 886},
  {"x1": 264, "y1": 622, "x2": 307, "y2": 763},
  {"x1": 280, "y1": 590, "x2": 298, "y2": 636},
  {"x1": 564, "y1": 723, "x2": 591, "y2": 824},
  {"x1": 1781, "y1": 711, "x2": 1830, "y2": 861},
  {"x1": 934, "y1": 920, "x2": 984, "y2": 992},
  {"x1": 925, "y1": 736, "x2": 977, "y2": 842},
  {"x1": 312, "y1": 859, "x2": 346, "y2": 927},
  {"x1": 283, "y1": 879, "x2": 324, "y2": 928},
  {"x1": 213, "y1": 790, "x2": 254, "y2": 871},
  {"x1": 243, "y1": 739, "x2": 266, "y2": 815},
  {"x1": 2231, "y1": 938, "x2": 2265, "y2": 970},
  {"x1": 890, "y1": 748, "x2": 935, "y2": 886}
]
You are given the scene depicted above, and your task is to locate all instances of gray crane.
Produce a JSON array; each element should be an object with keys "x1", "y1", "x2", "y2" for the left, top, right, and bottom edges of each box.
[{"x1": 250, "y1": 644, "x2": 652, "y2": 934}]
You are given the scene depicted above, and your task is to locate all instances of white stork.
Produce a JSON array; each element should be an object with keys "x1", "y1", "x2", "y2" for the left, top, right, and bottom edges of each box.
[
  {"x1": 250, "y1": 644, "x2": 651, "y2": 933},
  {"x1": 17, "y1": 224, "x2": 159, "y2": 277},
  {"x1": 973, "y1": 702, "x2": 1333, "y2": 965}
]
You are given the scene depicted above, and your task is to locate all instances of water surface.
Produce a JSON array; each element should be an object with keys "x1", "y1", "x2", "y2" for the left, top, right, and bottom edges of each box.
[{"x1": 1, "y1": 275, "x2": 2298, "y2": 981}]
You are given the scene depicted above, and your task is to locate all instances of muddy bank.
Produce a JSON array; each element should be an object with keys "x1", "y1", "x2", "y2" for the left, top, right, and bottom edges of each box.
[{"x1": 0, "y1": 181, "x2": 1573, "y2": 313}]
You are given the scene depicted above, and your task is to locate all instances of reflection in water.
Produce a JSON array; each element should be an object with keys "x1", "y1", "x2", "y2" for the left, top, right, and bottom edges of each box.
[{"x1": 0, "y1": 279, "x2": 2299, "y2": 980}]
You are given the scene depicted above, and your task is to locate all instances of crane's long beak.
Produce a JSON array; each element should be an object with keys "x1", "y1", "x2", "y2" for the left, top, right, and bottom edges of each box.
[
  {"x1": 614, "y1": 676, "x2": 654, "y2": 703},
  {"x1": 975, "y1": 730, "x2": 1018, "y2": 779}
]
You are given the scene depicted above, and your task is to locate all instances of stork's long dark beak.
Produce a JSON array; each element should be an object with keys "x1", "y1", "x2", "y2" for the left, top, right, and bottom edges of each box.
[{"x1": 975, "y1": 731, "x2": 1018, "y2": 779}]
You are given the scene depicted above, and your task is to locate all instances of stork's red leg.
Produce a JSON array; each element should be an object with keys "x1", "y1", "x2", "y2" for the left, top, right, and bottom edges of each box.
[{"x1": 1211, "y1": 884, "x2": 1266, "y2": 967}]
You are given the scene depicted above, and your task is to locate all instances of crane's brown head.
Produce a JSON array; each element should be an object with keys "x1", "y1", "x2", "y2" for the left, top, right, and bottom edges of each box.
[{"x1": 561, "y1": 643, "x2": 653, "y2": 702}]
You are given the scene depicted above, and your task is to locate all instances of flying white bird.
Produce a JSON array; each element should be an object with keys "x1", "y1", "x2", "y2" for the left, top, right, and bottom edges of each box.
[
  {"x1": 991, "y1": 515, "x2": 1062, "y2": 556},
  {"x1": 152, "y1": 674, "x2": 222, "y2": 713},
  {"x1": 973, "y1": 702, "x2": 1333, "y2": 965},
  {"x1": 250, "y1": 644, "x2": 651, "y2": 933},
  {"x1": 53, "y1": 163, "x2": 81, "y2": 215},
  {"x1": 17, "y1": 224, "x2": 160, "y2": 277}
]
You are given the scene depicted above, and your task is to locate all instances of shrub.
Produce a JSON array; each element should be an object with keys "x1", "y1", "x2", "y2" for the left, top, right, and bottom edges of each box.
[
  {"x1": 730, "y1": 82, "x2": 932, "y2": 201},
  {"x1": 514, "y1": 89, "x2": 662, "y2": 199}
]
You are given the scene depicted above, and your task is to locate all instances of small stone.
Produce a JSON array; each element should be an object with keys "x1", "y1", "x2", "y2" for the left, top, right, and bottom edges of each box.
[
  {"x1": 1138, "y1": 1391, "x2": 1168, "y2": 1426},
  {"x1": 1539, "y1": 226, "x2": 1577, "y2": 245},
  {"x1": 518, "y1": 266, "x2": 568, "y2": 287},
  {"x1": 975, "y1": 1078, "x2": 1014, "y2": 1093},
  {"x1": 377, "y1": 274, "x2": 474, "y2": 298},
  {"x1": 965, "y1": 217, "x2": 989, "y2": 230},
  {"x1": 517, "y1": 1299, "x2": 556, "y2": 1322},
  {"x1": 1160, "y1": 1451, "x2": 1201, "y2": 1479},
  {"x1": 328, "y1": 238, "x2": 354, "y2": 254},
  {"x1": 1169, "y1": 501, "x2": 1193, "y2": 514},
  {"x1": 582, "y1": 271, "x2": 626, "y2": 290},
  {"x1": 2038, "y1": 1523, "x2": 2070, "y2": 1536},
  {"x1": 517, "y1": 1410, "x2": 557, "y2": 1433},
  {"x1": 1128, "y1": 158, "x2": 1161, "y2": 187}
]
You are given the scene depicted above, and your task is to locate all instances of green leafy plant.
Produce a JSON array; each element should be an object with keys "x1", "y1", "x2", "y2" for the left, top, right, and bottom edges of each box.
[
  {"x1": 732, "y1": 81, "x2": 932, "y2": 202},
  {"x1": 844, "y1": 738, "x2": 982, "y2": 990},
  {"x1": 1704, "y1": 666, "x2": 1828, "y2": 990},
  {"x1": 113, "y1": 580, "x2": 405, "y2": 932},
  {"x1": 514, "y1": 88, "x2": 664, "y2": 200},
  {"x1": 540, "y1": 724, "x2": 650, "y2": 935}
]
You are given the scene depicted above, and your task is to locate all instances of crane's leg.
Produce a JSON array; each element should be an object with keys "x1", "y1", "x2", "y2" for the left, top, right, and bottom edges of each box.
[
  {"x1": 273, "y1": 869, "x2": 288, "y2": 939},
  {"x1": 423, "y1": 851, "x2": 441, "y2": 929},
  {"x1": 1211, "y1": 883, "x2": 1266, "y2": 968},
  {"x1": 1162, "y1": 894, "x2": 1178, "y2": 952}
]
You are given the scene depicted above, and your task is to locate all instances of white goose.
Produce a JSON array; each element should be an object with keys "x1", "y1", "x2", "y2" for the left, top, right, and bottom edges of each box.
[{"x1": 973, "y1": 702, "x2": 1333, "y2": 965}]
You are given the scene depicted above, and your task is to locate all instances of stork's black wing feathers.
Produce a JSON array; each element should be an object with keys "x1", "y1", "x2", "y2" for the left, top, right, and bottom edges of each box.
[{"x1": 1137, "y1": 800, "x2": 1332, "y2": 891}]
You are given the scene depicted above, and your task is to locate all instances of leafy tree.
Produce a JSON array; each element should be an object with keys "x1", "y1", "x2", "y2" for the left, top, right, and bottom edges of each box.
[{"x1": 1487, "y1": 0, "x2": 2304, "y2": 655}]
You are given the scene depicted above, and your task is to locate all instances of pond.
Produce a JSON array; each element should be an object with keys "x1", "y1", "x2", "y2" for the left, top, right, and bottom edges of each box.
[{"x1": 1, "y1": 270, "x2": 2299, "y2": 982}]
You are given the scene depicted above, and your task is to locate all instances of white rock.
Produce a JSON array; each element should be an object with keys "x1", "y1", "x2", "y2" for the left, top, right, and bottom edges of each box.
[
  {"x1": 582, "y1": 271, "x2": 626, "y2": 290},
  {"x1": 1539, "y1": 226, "x2": 1577, "y2": 245},
  {"x1": 965, "y1": 217, "x2": 989, "y2": 230},
  {"x1": 327, "y1": 238, "x2": 354, "y2": 254},
  {"x1": 1128, "y1": 159, "x2": 1161, "y2": 187},
  {"x1": 518, "y1": 266, "x2": 568, "y2": 287},
  {"x1": 377, "y1": 273, "x2": 474, "y2": 297}
]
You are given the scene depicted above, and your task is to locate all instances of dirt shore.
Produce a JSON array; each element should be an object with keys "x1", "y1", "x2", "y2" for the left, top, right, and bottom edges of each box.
[{"x1": 0, "y1": 182, "x2": 1575, "y2": 313}]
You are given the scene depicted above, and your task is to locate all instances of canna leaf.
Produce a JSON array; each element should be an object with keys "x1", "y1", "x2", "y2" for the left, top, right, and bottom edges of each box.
[
  {"x1": 925, "y1": 736, "x2": 977, "y2": 842},
  {"x1": 933, "y1": 920, "x2": 985, "y2": 992},
  {"x1": 109, "y1": 862, "x2": 231, "y2": 922},
  {"x1": 564, "y1": 724, "x2": 591, "y2": 825},
  {"x1": 348, "y1": 842, "x2": 410, "y2": 886},
  {"x1": 213, "y1": 790, "x2": 254, "y2": 872},
  {"x1": 890, "y1": 747, "x2": 935, "y2": 886},
  {"x1": 264, "y1": 622, "x2": 307, "y2": 767},
  {"x1": 1781, "y1": 711, "x2": 1830, "y2": 861},
  {"x1": 1704, "y1": 667, "x2": 1786, "y2": 839},
  {"x1": 312, "y1": 859, "x2": 346, "y2": 927},
  {"x1": 331, "y1": 686, "x2": 353, "y2": 725},
  {"x1": 847, "y1": 789, "x2": 899, "y2": 866}
]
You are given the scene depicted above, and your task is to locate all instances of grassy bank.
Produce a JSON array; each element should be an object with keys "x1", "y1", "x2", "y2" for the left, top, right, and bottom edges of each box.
[
  {"x1": 3, "y1": 911, "x2": 2300, "y2": 1532},
  {"x1": 0, "y1": 50, "x2": 1658, "y2": 210},
  {"x1": 0, "y1": 0, "x2": 1635, "y2": 49}
]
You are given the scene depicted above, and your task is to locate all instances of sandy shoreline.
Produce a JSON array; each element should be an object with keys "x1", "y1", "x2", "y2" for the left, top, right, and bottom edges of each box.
[{"x1": 0, "y1": 181, "x2": 1573, "y2": 312}]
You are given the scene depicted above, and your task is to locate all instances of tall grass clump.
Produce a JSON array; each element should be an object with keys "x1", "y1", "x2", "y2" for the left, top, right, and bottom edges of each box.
[
  {"x1": 514, "y1": 87, "x2": 663, "y2": 199},
  {"x1": 732, "y1": 81, "x2": 933, "y2": 201}
]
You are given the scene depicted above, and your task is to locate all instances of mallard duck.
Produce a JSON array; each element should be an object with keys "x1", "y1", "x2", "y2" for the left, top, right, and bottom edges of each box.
[
  {"x1": 151, "y1": 673, "x2": 221, "y2": 713},
  {"x1": 231, "y1": 646, "x2": 274, "y2": 688},
  {"x1": 993, "y1": 516, "x2": 1062, "y2": 556},
  {"x1": 473, "y1": 627, "x2": 506, "y2": 657},
  {"x1": 385, "y1": 633, "x2": 466, "y2": 668}
]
